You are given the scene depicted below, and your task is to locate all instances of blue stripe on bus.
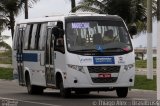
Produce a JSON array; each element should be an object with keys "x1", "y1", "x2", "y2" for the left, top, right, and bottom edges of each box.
[{"x1": 22, "y1": 53, "x2": 38, "y2": 62}]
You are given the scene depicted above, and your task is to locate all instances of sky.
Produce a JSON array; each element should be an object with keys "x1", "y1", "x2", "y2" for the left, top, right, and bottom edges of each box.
[
  {"x1": 3, "y1": 0, "x2": 81, "y2": 46},
  {"x1": 133, "y1": 20, "x2": 157, "y2": 48},
  {"x1": 2, "y1": 0, "x2": 158, "y2": 48}
]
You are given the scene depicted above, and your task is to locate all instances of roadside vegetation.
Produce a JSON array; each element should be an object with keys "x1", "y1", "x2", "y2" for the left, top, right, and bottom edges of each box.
[
  {"x1": 0, "y1": 67, "x2": 13, "y2": 80},
  {"x1": 135, "y1": 57, "x2": 156, "y2": 68},
  {"x1": 0, "y1": 50, "x2": 12, "y2": 64},
  {"x1": 133, "y1": 75, "x2": 156, "y2": 91}
]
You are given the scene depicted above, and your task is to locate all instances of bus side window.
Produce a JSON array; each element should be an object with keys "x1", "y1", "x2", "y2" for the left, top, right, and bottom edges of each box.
[
  {"x1": 38, "y1": 23, "x2": 47, "y2": 50},
  {"x1": 23, "y1": 24, "x2": 31, "y2": 50},
  {"x1": 30, "y1": 24, "x2": 38, "y2": 50},
  {"x1": 52, "y1": 21, "x2": 65, "y2": 53},
  {"x1": 13, "y1": 25, "x2": 20, "y2": 50},
  {"x1": 27, "y1": 24, "x2": 33, "y2": 50},
  {"x1": 35, "y1": 24, "x2": 41, "y2": 50}
]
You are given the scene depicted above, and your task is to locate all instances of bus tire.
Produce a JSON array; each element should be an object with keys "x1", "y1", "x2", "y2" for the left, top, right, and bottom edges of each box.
[
  {"x1": 26, "y1": 75, "x2": 36, "y2": 94},
  {"x1": 59, "y1": 79, "x2": 71, "y2": 98},
  {"x1": 75, "y1": 90, "x2": 90, "y2": 95},
  {"x1": 116, "y1": 87, "x2": 128, "y2": 98},
  {"x1": 35, "y1": 86, "x2": 44, "y2": 94}
]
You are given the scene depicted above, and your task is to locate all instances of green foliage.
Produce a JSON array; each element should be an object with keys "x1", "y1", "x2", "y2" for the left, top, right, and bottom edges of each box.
[
  {"x1": 0, "y1": 50, "x2": 12, "y2": 57},
  {"x1": 136, "y1": 58, "x2": 156, "y2": 68},
  {"x1": 75, "y1": 0, "x2": 157, "y2": 33},
  {"x1": 153, "y1": 57, "x2": 156, "y2": 61},
  {"x1": 0, "y1": 50, "x2": 12, "y2": 64},
  {"x1": 133, "y1": 75, "x2": 156, "y2": 91},
  {"x1": 0, "y1": 0, "x2": 20, "y2": 37},
  {"x1": 0, "y1": 0, "x2": 39, "y2": 37},
  {"x1": 0, "y1": 67, "x2": 13, "y2": 80},
  {"x1": 0, "y1": 42, "x2": 11, "y2": 50}
]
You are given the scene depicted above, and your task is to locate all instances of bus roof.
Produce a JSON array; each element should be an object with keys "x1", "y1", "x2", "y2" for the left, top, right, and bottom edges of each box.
[{"x1": 16, "y1": 13, "x2": 122, "y2": 24}]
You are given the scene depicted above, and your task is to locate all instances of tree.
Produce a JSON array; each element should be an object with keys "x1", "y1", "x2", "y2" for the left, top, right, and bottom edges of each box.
[
  {"x1": 20, "y1": 0, "x2": 39, "y2": 19},
  {"x1": 0, "y1": 0, "x2": 39, "y2": 39},
  {"x1": 0, "y1": 17, "x2": 11, "y2": 49},
  {"x1": 75, "y1": 0, "x2": 156, "y2": 33},
  {"x1": 71, "y1": 0, "x2": 76, "y2": 13},
  {"x1": 0, "y1": 0, "x2": 21, "y2": 38},
  {"x1": 0, "y1": 30, "x2": 11, "y2": 49}
]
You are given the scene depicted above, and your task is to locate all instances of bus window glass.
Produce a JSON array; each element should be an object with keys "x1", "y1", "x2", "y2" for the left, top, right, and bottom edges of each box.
[
  {"x1": 35, "y1": 24, "x2": 41, "y2": 50},
  {"x1": 30, "y1": 24, "x2": 38, "y2": 49},
  {"x1": 23, "y1": 25, "x2": 31, "y2": 49},
  {"x1": 39, "y1": 23, "x2": 47, "y2": 50},
  {"x1": 66, "y1": 21, "x2": 132, "y2": 55}
]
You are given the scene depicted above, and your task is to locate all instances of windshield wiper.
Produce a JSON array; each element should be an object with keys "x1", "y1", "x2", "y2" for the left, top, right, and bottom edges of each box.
[
  {"x1": 70, "y1": 49, "x2": 98, "y2": 52},
  {"x1": 104, "y1": 47, "x2": 130, "y2": 52}
]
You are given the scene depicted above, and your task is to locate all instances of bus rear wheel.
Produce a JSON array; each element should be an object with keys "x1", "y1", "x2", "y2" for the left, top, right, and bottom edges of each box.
[
  {"x1": 59, "y1": 79, "x2": 71, "y2": 98},
  {"x1": 116, "y1": 87, "x2": 128, "y2": 98},
  {"x1": 26, "y1": 75, "x2": 43, "y2": 94}
]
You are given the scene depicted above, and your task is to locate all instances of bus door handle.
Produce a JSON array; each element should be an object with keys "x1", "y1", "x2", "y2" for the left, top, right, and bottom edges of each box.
[{"x1": 40, "y1": 53, "x2": 45, "y2": 66}]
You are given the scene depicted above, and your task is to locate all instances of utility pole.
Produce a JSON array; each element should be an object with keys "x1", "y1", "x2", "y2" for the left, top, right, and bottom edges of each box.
[
  {"x1": 157, "y1": 0, "x2": 160, "y2": 100},
  {"x1": 71, "y1": 0, "x2": 76, "y2": 13},
  {"x1": 147, "y1": 0, "x2": 153, "y2": 79}
]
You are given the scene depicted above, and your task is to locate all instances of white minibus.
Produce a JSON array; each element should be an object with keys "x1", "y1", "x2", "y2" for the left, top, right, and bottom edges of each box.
[{"x1": 12, "y1": 13, "x2": 136, "y2": 97}]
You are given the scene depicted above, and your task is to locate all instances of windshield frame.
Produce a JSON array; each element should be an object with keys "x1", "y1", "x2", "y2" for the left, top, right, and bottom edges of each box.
[{"x1": 65, "y1": 16, "x2": 133, "y2": 56}]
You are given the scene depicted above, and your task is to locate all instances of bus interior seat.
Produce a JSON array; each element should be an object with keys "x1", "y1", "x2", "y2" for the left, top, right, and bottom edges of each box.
[
  {"x1": 76, "y1": 36, "x2": 86, "y2": 46},
  {"x1": 103, "y1": 30, "x2": 113, "y2": 39},
  {"x1": 93, "y1": 33, "x2": 102, "y2": 44}
]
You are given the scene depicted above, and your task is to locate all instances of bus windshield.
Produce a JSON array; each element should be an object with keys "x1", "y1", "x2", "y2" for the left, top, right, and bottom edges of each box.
[{"x1": 66, "y1": 20, "x2": 132, "y2": 55}]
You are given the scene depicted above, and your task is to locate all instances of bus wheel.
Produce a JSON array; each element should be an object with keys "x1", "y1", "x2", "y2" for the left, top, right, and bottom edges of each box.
[
  {"x1": 59, "y1": 79, "x2": 71, "y2": 98},
  {"x1": 26, "y1": 75, "x2": 36, "y2": 94},
  {"x1": 116, "y1": 87, "x2": 128, "y2": 98},
  {"x1": 35, "y1": 86, "x2": 44, "y2": 94},
  {"x1": 75, "y1": 90, "x2": 90, "y2": 95}
]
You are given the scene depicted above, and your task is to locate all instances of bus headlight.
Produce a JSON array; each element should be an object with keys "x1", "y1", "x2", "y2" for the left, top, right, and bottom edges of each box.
[
  {"x1": 124, "y1": 64, "x2": 134, "y2": 71},
  {"x1": 68, "y1": 64, "x2": 85, "y2": 73}
]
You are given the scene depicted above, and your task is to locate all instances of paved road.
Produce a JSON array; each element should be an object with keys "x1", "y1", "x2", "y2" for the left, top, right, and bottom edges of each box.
[{"x1": 0, "y1": 80, "x2": 157, "y2": 106}]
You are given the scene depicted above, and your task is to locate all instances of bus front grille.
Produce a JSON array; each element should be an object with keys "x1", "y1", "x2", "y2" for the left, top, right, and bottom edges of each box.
[
  {"x1": 87, "y1": 66, "x2": 120, "y2": 83},
  {"x1": 91, "y1": 77, "x2": 117, "y2": 83},
  {"x1": 87, "y1": 66, "x2": 120, "y2": 73}
]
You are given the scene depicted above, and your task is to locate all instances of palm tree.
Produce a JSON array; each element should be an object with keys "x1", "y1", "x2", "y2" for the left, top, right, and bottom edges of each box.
[
  {"x1": 71, "y1": 0, "x2": 76, "y2": 13},
  {"x1": 75, "y1": 0, "x2": 156, "y2": 32},
  {"x1": 0, "y1": 0, "x2": 20, "y2": 38},
  {"x1": 20, "y1": 0, "x2": 39, "y2": 19},
  {"x1": 0, "y1": 0, "x2": 39, "y2": 39}
]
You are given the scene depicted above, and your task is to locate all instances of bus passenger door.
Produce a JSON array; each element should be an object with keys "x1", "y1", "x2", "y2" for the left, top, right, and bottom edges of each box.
[
  {"x1": 17, "y1": 27, "x2": 25, "y2": 85},
  {"x1": 45, "y1": 27, "x2": 55, "y2": 85}
]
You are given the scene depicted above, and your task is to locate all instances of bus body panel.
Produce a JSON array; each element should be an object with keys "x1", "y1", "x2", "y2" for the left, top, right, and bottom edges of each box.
[{"x1": 64, "y1": 52, "x2": 135, "y2": 88}]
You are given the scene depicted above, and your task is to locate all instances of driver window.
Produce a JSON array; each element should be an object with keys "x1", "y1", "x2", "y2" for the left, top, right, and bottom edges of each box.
[{"x1": 52, "y1": 21, "x2": 65, "y2": 53}]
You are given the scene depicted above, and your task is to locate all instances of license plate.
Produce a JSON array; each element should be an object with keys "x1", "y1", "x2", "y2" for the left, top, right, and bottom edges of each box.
[{"x1": 98, "y1": 73, "x2": 111, "y2": 78}]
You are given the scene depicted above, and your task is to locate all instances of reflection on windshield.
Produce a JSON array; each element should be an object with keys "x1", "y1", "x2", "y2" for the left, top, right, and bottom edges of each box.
[{"x1": 66, "y1": 20, "x2": 132, "y2": 54}]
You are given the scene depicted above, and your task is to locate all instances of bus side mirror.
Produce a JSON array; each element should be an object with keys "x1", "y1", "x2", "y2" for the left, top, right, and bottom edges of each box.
[
  {"x1": 52, "y1": 27, "x2": 59, "y2": 37},
  {"x1": 59, "y1": 29, "x2": 64, "y2": 36},
  {"x1": 52, "y1": 27, "x2": 64, "y2": 37},
  {"x1": 129, "y1": 25, "x2": 137, "y2": 37}
]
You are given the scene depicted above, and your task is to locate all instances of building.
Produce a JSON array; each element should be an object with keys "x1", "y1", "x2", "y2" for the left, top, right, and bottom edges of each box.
[{"x1": 134, "y1": 47, "x2": 157, "y2": 60}]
